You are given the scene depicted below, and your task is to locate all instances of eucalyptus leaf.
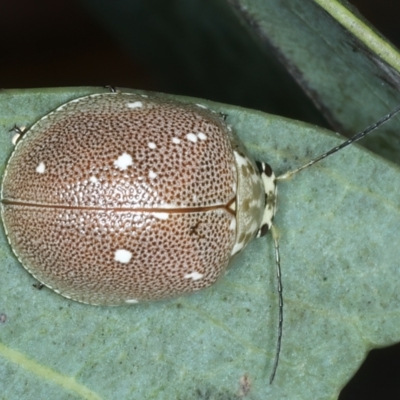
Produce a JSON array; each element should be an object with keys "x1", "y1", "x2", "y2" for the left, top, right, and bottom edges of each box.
[
  {"x1": 1, "y1": 88, "x2": 399, "y2": 399},
  {"x1": 228, "y1": 0, "x2": 400, "y2": 164}
]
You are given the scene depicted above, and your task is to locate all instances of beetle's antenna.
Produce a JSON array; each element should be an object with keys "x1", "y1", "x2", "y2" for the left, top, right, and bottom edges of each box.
[
  {"x1": 269, "y1": 225, "x2": 282, "y2": 384},
  {"x1": 269, "y1": 104, "x2": 400, "y2": 381},
  {"x1": 278, "y1": 104, "x2": 400, "y2": 180}
]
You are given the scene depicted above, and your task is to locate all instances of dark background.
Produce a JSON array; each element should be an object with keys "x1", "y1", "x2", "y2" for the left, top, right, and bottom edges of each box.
[{"x1": 1, "y1": 1, "x2": 399, "y2": 398}]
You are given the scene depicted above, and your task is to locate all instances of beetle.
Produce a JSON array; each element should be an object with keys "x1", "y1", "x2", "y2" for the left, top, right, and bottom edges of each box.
[{"x1": 0, "y1": 92, "x2": 277, "y2": 306}]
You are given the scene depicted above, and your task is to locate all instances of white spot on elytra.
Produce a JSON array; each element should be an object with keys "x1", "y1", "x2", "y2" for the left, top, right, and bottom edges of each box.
[
  {"x1": 148, "y1": 142, "x2": 157, "y2": 149},
  {"x1": 115, "y1": 249, "x2": 132, "y2": 264},
  {"x1": 125, "y1": 299, "x2": 139, "y2": 304},
  {"x1": 114, "y1": 153, "x2": 133, "y2": 170},
  {"x1": 152, "y1": 212, "x2": 169, "y2": 220},
  {"x1": 187, "y1": 132, "x2": 208, "y2": 143},
  {"x1": 127, "y1": 101, "x2": 143, "y2": 109},
  {"x1": 185, "y1": 272, "x2": 204, "y2": 281},
  {"x1": 172, "y1": 137, "x2": 181, "y2": 144},
  {"x1": 36, "y1": 162, "x2": 45, "y2": 174},
  {"x1": 149, "y1": 170, "x2": 157, "y2": 179},
  {"x1": 89, "y1": 176, "x2": 98, "y2": 184},
  {"x1": 229, "y1": 218, "x2": 236, "y2": 231},
  {"x1": 195, "y1": 103, "x2": 207, "y2": 109},
  {"x1": 186, "y1": 133, "x2": 198, "y2": 143}
]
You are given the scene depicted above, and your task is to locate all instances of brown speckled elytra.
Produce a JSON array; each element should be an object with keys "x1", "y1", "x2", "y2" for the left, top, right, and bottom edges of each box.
[{"x1": 0, "y1": 92, "x2": 277, "y2": 306}]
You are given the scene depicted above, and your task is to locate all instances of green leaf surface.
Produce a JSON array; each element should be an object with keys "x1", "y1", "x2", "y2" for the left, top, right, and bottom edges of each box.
[
  {"x1": 228, "y1": 0, "x2": 400, "y2": 164},
  {"x1": 1, "y1": 88, "x2": 400, "y2": 399}
]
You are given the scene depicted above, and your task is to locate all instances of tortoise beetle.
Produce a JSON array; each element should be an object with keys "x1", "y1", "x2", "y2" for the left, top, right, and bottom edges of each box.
[{"x1": 0, "y1": 92, "x2": 277, "y2": 306}]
